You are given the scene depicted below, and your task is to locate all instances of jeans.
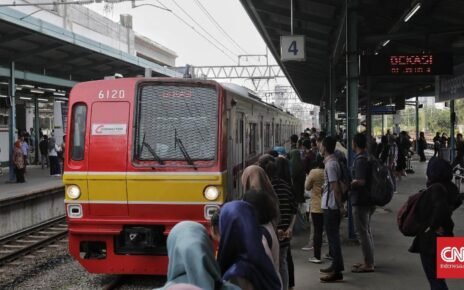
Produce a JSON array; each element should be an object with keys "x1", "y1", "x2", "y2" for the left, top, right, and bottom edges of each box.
[
  {"x1": 420, "y1": 251, "x2": 448, "y2": 290},
  {"x1": 353, "y1": 205, "x2": 376, "y2": 266},
  {"x1": 41, "y1": 154, "x2": 48, "y2": 168},
  {"x1": 311, "y1": 212, "x2": 324, "y2": 259},
  {"x1": 324, "y1": 209, "x2": 344, "y2": 273},
  {"x1": 279, "y1": 246, "x2": 289, "y2": 290}
]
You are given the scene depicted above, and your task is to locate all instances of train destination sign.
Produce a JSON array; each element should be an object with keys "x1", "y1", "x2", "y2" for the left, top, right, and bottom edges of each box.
[{"x1": 361, "y1": 53, "x2": 453, "y2": 76}]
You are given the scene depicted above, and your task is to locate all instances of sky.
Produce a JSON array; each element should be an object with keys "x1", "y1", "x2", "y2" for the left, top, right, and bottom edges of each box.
[
  {"x1": 85, "y1": 0, "x2": 314, "y2": 120},
  {"x1": 86, "y1": 0, "x2": 273, "y2": 67}
]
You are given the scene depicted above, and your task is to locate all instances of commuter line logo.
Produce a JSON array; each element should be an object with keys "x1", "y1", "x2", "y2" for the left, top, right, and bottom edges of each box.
[
  {"x1": 437, "y1": 237, "x2": 464, "y2": 278},
  {"x1": 91, "y1": 124, "x2": 127, "y2": 136}
]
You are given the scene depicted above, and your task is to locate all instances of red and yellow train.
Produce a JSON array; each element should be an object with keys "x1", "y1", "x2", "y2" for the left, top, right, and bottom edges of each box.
[{"x1": 63, "y1": 77, "x2": 300, "y2": 274}]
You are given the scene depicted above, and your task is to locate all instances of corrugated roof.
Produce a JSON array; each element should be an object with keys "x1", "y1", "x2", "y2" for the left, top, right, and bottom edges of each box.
[{"x1": 240, "y1": 0, "x2": 464, "y2": 108}]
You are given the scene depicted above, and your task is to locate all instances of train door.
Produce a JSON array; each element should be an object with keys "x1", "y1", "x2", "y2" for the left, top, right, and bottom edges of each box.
[
  {"x1": 226, "y1": 106, "x2": 236, "y2": 201},
  {"x1": 235, "y1": 112, "x2": 245, "y2": 197},
  {"x1": 87, "y1": 102, "x2": 129, "y2": 216}
]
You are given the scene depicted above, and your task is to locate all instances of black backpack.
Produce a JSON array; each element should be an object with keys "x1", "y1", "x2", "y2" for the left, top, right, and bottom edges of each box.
[
  {"x1": 334, "y1": 150, "x2": 351, "y2": 200},
  {"x1": 367, "y1": 156, "x2": 394, "y2": 206}
]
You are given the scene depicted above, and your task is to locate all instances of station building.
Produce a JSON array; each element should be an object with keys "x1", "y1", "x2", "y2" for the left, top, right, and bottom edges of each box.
[{"x1": 0, "y1": 1, "x2": 179, "y2": 166}]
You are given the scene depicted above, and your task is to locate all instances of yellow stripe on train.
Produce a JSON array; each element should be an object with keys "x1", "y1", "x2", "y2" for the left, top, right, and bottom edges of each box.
[{"x1": 63, "y1": 172, "x2": 227, "y2": 203}]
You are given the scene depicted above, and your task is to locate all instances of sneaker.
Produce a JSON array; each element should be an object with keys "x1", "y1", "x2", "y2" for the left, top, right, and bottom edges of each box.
[
  {"x1": 320, "y1": 272, "x2": 343, "y2": 283},
  {"x1": 301, "y1": 245, "x2": 313, "y2": 251},
  {"x1": 323, "y1": 253, "x2": 333, "y2": 260},
  {"x1": 319, "y1": 267, "x2": 333, "y2": 274},
  {"x1": 308, "y1": 257, "x2": 322, "y2": 264}
]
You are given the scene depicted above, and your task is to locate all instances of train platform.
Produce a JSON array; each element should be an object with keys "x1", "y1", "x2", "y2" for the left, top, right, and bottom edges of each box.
[
  {"x1": 0, "y1": 166, "x2": 63, "y2": 203},
  {"x1": 0, "y1": 166, "x2": 64, "y2": 237},
  {"x1": 292, "y1": 159, "x2": 464, "y2": 289}
]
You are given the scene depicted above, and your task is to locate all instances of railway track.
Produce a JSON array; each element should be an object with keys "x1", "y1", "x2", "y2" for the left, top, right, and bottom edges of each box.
[{"x1": 0, "y1": 215, "x2": 68, "y2": 267}]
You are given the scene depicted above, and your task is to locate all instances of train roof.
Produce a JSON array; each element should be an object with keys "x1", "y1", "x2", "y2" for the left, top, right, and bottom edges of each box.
[
  {"x1": 220, "y1": 82, "x2": 296, "y2": 118},
  {"x1": 70, "y1": 77, "x2": 297, "y2": 118}
]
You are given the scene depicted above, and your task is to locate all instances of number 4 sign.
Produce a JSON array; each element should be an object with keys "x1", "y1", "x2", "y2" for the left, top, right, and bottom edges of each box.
[{"x1": 280, "y1": 35, "x2": 306, "y2": 61}]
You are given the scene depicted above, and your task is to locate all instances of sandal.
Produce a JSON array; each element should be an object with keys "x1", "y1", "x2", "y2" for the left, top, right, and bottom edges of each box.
[{"x1": 351, "y1": 265, "x2": 375, "y2": 273}]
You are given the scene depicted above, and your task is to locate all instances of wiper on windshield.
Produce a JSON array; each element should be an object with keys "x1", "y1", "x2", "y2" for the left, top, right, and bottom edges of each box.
[
  {"x1": 140, "y1": 132, "x2": 164, "y2": 165},
  {"x1": 175, "y1": 128, "x2": 197, "y2": 170}
]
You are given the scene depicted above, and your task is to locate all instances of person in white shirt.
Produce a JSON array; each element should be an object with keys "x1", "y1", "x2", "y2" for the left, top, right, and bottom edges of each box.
[{"x1": 48, "y1": 136, "x2": 61, "y2": 176}]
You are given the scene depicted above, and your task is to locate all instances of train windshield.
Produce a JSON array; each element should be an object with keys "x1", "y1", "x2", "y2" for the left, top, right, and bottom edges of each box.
[{"x1": 135, "y1": 84, "x2": 218, "y2": 163}]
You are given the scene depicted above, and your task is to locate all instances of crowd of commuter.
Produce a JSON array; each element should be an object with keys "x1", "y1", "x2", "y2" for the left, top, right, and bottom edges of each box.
[
  {"x1": 7, "y1": 128, "x2": 65, "y2": 183},
  {"x1": 156, "y1": 129, "x2": 367, "y2": 289},
  {"x1": 155, "y1": 126, "x2": 463, "y2": 290},
  {"x1": 2, "y1": 123, "x2": 463, "y2": 289}
]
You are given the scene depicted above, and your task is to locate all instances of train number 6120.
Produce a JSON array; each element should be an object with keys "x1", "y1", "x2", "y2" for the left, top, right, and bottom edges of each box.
[{"x1": 98, "y1": 89, "x2": 125, "y2": 99}]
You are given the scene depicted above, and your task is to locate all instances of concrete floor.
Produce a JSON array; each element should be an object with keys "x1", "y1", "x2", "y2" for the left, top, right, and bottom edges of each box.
[
  {"x1": 291, "y1": 160, "x2": 464, "y2": 290},
  {"x1": 0, "y1": 165, "x2": 63, "y2": 202}
]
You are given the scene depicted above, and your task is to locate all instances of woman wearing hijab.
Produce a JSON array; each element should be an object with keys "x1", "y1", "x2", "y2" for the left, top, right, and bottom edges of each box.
[
  {"x1": 243, "y1": 190, "x2": 280, "y2": 277},
  {"x1": 410, "y1": 157, "x2": 462, "y2": 290},
  {"x1": 218, "y1": 201, "x2": 282, "y2": 290},
  {"x1": 165, "y1": 284, "x2": 201, "y2": 290},
  {"x1": 288, "y1": 150, "x2": 305, "y2": 204},
  {"x1": 157, "y1": 221, "x2": 239, "y2": 290},
  {"x1": 241, "y1": 164, "x2": 279, "y2": 218},
  {"x1": 13, "y1": 140, "x2": 25, "y2": 183}
]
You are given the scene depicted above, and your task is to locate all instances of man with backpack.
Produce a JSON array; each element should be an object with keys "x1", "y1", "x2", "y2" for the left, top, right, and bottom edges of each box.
[
  {"x1": 400, "y1": 158, "x2": 462, "y2": 290},
  {"x1": 350, "y1": 133, "x2": 376, "y2": 273},
  {"x1": 319, "y1": 136, "x2": 345, "y2": 283}
]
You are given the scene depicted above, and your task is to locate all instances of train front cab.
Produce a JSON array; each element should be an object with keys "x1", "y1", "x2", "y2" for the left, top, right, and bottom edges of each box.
[{"x1": 64, "y1": 79, "x2": 226, "y2": 274}]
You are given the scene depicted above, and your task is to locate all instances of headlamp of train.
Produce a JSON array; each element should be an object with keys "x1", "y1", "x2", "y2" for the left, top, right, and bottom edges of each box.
[
  {"x1": 204, "y1": 186, "x2": 220, "y2": 201},
  {"x1": 66, "y1": 185, "x2": 81, "y2": 200}
]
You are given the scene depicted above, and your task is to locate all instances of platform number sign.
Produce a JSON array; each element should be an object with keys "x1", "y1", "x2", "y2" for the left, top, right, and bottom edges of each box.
[{"x1": 281, "y1": 35, "x2": 305, "y2": 61}]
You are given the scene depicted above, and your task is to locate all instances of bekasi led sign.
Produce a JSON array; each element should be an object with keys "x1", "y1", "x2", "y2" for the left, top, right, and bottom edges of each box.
[{"x1": 361, "y1": 53, "x2": 453, "y2": 76}]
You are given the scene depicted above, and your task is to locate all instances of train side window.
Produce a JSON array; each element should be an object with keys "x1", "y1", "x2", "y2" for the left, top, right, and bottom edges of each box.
[
  {"x1": 249, "y1": 123, "x2": 257, "y2": 156},
  {"x1": 239, "y1": 119, "x2": 244, "y2": 143},
  {"x1": 275, "y1": 124, "x2": 280, "y2": 145},
  {"x1": 70, "y1": 104, "x2": 87, "y2": 161},
  {"x1": 264, "y1": 123, "x2": 270, "y2": 149},
  {"x1": 235, "y1": 119, "x2": 238, "y2": 144}
]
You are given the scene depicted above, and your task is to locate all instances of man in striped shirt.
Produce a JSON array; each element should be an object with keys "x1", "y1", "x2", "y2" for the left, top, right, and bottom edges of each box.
[{"x1": 262, "y1": 157, "x2": 297, "y2": 290}]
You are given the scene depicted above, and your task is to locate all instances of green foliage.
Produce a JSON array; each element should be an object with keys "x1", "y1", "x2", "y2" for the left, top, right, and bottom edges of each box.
[{"x1": 371, "y1": 104, "x2": 451, "y2": 140}]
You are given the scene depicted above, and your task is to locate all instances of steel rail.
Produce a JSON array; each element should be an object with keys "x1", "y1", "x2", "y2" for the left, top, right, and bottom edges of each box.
[
  {"x1": 0, "y1": 216, "x2": 67, "y2": 267},
  {"x1": 0, "y1": 215, "x2": 66, "y2": 245}
]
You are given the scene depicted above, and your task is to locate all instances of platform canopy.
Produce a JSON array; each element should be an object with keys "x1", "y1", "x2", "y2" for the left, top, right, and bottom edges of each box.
[
  {"x1": 240, "y1": 0, "x2": 464, "y2": 108},
  {"x1": 0, "y1": 7, "x2": 180, "y2": 89}
]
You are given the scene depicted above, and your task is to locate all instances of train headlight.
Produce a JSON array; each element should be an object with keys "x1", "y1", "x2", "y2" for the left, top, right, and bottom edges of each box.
[
  {"x1": 66, "y1": 185, "x2": 81, "y2": 200},
  {"x1": 204, "y1": 186, "x2": 220, "y2": 201}
]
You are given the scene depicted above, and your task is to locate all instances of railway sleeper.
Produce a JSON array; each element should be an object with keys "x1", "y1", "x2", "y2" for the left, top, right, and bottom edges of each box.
[
  {"x1": 38, "y1": 230, "x2": 62, "y2": 235},
  {"x1": 3, "y1": 245, "x2": 25, "y2": 249},
  {"x1": 16, "y1": 240, "x2": 39, "y2": 244}
]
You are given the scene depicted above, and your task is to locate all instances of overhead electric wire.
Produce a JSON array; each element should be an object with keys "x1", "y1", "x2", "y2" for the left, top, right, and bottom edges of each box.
[
  {"x1": 0, "y1": 0, "x2": 137, "y2": 7},
  {"x1": 170, "y1": 0, "x2": 238, "y2": 59},
  {"x1": 156, "y1": 0, "x2": 237, "y2": 63},
  {"x1": 193, "y1": 0, "x2": 248, "y2": 55}
]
